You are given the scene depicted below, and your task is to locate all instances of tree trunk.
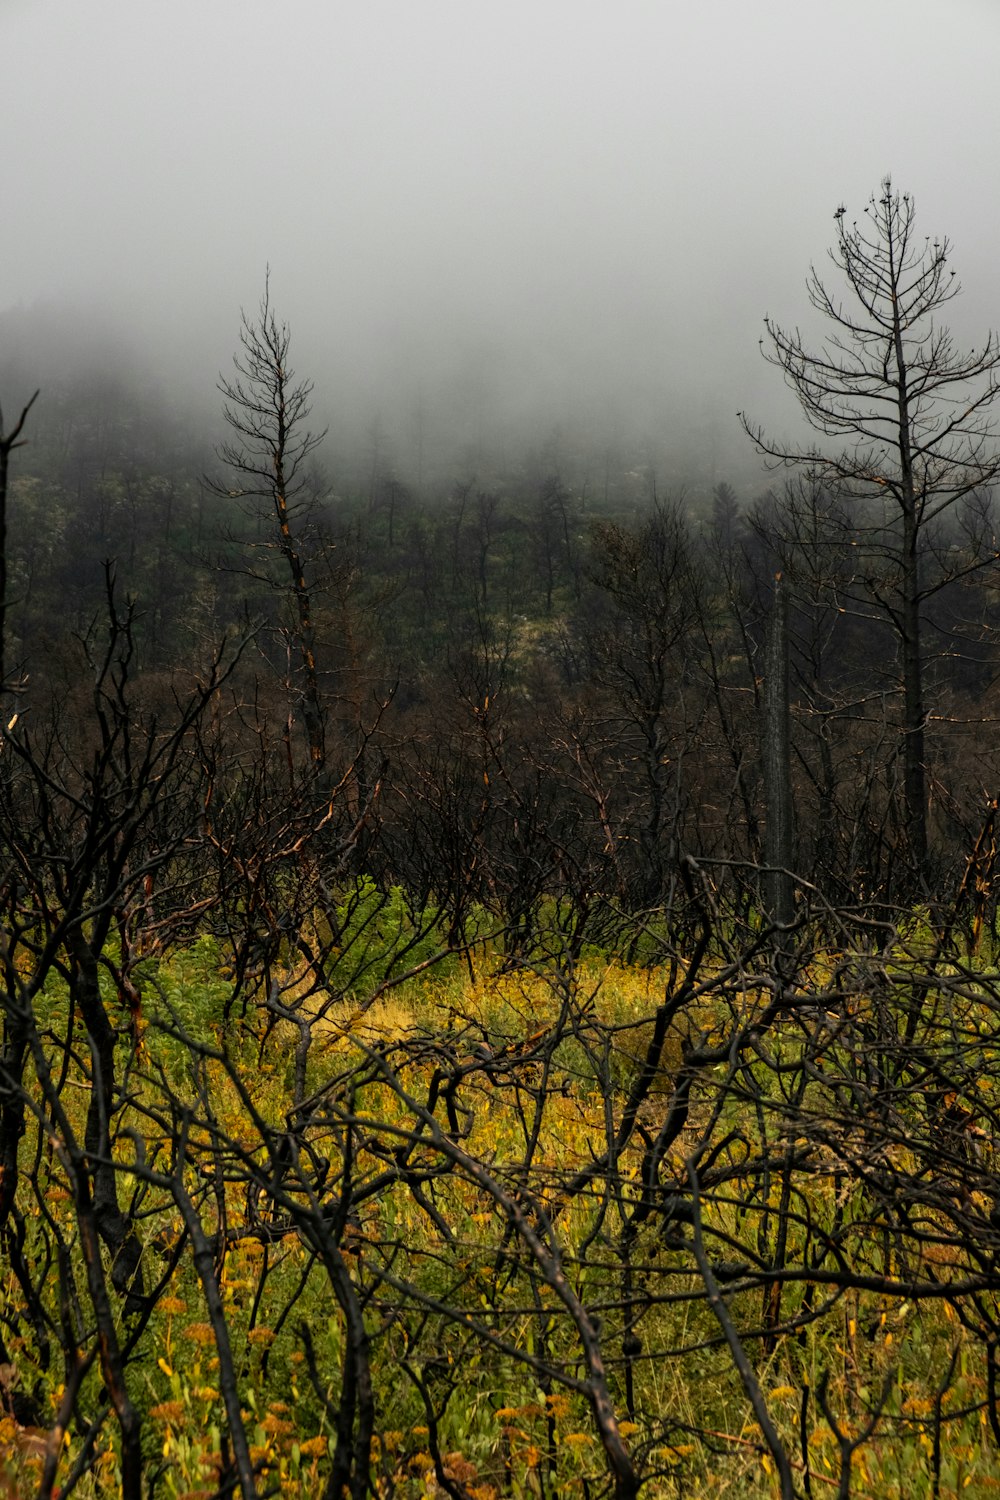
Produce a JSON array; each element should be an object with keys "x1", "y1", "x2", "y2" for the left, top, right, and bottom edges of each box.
[
  {"x1": 0, "y1": 390, "x2": 39, "y2": 694},
  {"x1": 763, "y1": 572, "x2": 794, "y2": 925},
  {"x1": 901, "y1": 512, "x2": 927, "y2": 879},
  {"x1": 273, "y1": 471, "x2": 325, "y2": 773},
  {"x1": 890, "y1": 259, "x2": 928, "y2": 883}
]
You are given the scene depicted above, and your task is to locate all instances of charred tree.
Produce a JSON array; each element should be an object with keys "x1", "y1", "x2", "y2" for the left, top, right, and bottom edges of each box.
[
  {"x1": 211, "y1": 276, "x2": 328, "y2": 773},
  {"x1": 0, "y1": 387, "x2": 38, "y2": 695},
  {"x1": 742, "y1": 180, "x2": 1000, "y2": 885}
]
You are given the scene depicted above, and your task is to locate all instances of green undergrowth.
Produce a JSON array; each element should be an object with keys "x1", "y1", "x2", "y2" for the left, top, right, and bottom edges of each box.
[{"x1": 6, "y1": 924, "x2": 1000, "y2": 1497}]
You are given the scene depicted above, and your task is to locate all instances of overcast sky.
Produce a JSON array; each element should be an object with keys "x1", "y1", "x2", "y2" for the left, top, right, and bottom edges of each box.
[{"x1": 5, "y1": 0, "x2": 1000, "y2": 486}]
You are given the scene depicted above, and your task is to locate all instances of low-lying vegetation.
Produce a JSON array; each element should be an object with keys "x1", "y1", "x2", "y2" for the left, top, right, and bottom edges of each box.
[{"x1": 6, "y1": 898, "x2": 1000, "y2": 1498}]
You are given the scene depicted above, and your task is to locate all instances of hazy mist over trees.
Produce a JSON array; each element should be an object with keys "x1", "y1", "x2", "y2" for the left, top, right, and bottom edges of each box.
[{"x1": 5, "y1": 1, "x2": 1000, "y2": 493}]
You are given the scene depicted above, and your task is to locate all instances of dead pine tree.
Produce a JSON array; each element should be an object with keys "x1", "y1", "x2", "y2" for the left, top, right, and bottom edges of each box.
[
  {"x1": 742, "y1": 180, "x2": 1000, "y2": 886},
  {"x1": 210, "y1": 275, "x2": 328, "y2": 773}
]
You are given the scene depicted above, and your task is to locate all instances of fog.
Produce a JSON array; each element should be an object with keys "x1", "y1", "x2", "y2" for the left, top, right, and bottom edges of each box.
[{"x1": 4, "y1": 0, "x2": 1000, "y2": 494}]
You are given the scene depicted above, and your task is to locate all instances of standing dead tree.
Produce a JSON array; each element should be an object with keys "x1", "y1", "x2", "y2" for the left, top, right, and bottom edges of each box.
[
  {"x1": 741, "y1": 179, "x2": 1000, "y2": 885},
  {"x1": 210, "y1": 275, "x2": 328, "y2": 773},
  {"x1": 0, "y1": 387, "x2": 38, "y2": 695}
]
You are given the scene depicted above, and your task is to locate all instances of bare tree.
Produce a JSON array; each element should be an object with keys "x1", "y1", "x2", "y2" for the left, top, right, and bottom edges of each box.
[
  {"x1": 211, "y1": 276, "x2": 328, "y2": 772},
  {"x1": 0, "y1": 387, "x2": 38, "y2": 695},
  {"x1": 741, "y1": 179, "x2": 1000, "y2": 881},
  {"x1": 0, "y1": 574, "x2": 243, "y2": 1498}
]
